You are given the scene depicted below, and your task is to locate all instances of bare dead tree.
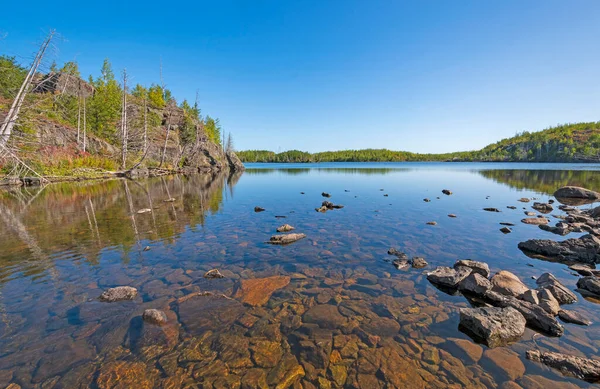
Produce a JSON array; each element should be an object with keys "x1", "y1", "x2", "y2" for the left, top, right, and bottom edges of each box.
[
  {"x1": 143, "y1": 94, "x2": 148, "y2": 152},
  {"x1": 0, "y1": 30, "x2": 55, "y2": 148},
  {"x1": 120, "y1": 69, "x2": 128, "y2": 169},
  {"x1": 83, "y1": 95, "x2": 87, "y2": 152},
  {"x1": 77, "y1": 93, "x2": 81, "y2": 146},
  {"x1": 159, "y1": 110, "x2": 171, "y2": 168}
]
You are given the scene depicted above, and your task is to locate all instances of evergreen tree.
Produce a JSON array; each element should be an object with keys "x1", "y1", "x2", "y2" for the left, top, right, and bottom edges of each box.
[{"x1": 88, "y1": 58, "x2": 122, "y2": 141}]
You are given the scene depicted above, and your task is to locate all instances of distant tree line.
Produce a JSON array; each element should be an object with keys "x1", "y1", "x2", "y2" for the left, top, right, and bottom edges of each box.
[{"x1": 238, "y1": 122, "x2": 600, "y2": 163}]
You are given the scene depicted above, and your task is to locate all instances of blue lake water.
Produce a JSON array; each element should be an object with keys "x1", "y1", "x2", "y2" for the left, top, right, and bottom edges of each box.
[{"x1": 0, "y1": 162, "x2": 599, "y2": 388}]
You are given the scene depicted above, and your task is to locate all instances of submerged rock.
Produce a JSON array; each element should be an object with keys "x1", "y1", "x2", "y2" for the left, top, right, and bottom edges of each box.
[
  {"x1": 490, "y1": 271, "x2": 529, "y2": 297},
  {"x1": 558, "y1": 310, "x2": 592, "y2": 326},
  {"x1": 99, "y1": 286, "x2": 138, "y2": 302},
  {"x1": 426, "y1": 221, "x2": 437, "y2": 226},
  {"x1": 427, "y1": 266, "x2": 472, "y2": 289},
  {"x1": 204, "y1": 269, "x2": 225, "y2": 279},
  {"x1": 268, "y1": 233, "x2": 306, "y2": 245},
  {"x1": 518, "y1": 234, "x2": 600, "y2": 264},
  {"x1": 233, "y1": 276, "x2": 291, "y2": 306},
  {"x1": 518, "y1": 198, "x2": 531, "y2": 203},
  {"x1": 484, "y1": 290, "x2": 564, "y2": 336},
  {"x1": 459, "y1": 306, "x2": 526, "y2": 348},
  {"x1": 526, "y1": 350, "x2": 600, "y2": 382},
  {"x1": 455, "y1": 260, "x2": 490, "y2": 278},
  {"x1": 276, "y1": 224, "x2": 295, "y2": 233},
  {"x1": 142, "y1": 309, "x2": 168, "y2": 326},
  {"x1": 388, "y1": 248, "x2": 407, "y2": 258}
]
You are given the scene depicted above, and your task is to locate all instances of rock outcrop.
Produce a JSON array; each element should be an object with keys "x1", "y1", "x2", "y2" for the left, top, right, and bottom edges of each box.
[{"x1": 526, "y1": 350, "x2": 600, "y2": 382}]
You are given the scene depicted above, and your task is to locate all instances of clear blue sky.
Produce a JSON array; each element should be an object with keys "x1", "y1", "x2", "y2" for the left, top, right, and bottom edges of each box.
[{"x1": 2, "y1": 1, "x2": 600, "y2": 153}]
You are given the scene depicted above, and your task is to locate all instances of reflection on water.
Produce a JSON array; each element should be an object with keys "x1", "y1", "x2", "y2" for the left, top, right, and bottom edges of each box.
[{"x1": 0, "y1": 163, "x2": 599, "y2": 388}]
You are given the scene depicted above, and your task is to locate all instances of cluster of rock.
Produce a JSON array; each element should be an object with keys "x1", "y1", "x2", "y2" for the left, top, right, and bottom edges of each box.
[
  {"x1": 387, "y1": 248, "x2": 428, "y2": 269},
  {"x1": 316, "y1": 201, "x2": 344, "y2": 213},
  {"x1": 427, "y1": 260, "x2": 592, "y2": 348}
]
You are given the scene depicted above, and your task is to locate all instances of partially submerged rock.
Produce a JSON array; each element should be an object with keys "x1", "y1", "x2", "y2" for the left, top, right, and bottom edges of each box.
[
  {"x1": 484, "y1": 290, "x2": 564, "y2": 336},
  {"x1": 458, "y1": 273, "x2": 492, "y2": 295},
  {"x1": 577, "y1": 276, "x2": 600, "y2": 296},
  {"x1": 411, "y1": 257, "x2": 428, "y2": 268},
  {"x1": 490, "y1": 271, "x2": 529, "y2": 297},
  {"x1": 142, "y1": 309, "x2": 168, "y2": 326},
  {"x1": 442, "y1": 189, "x2": 452, "y2": 195},
  {"x1": 532, "y1": 202, "x2": 553, "y2": 213},
  {"x1": 99, "y1": 286, "x2": 138, "y2": 302},
  {"x1": 321, "y1": 192, "x2": 331, "y2": 198},
  {"x1": 518, "y1": 198, "x2": 531, "y2": 203},
  {"x1": 426, "y1": 221, "x2": 437, "y2": 226},
  {"x1": 483, "y1": 208, "x2": 501, "y2": 212},
  {"x1": 316, "y1": 201, "x2": 344, "y2": 212},
  {"x1": 518, "y1": 234, "x2": 600, "y2": 264},
  {"x1": 554, "y1": 186, "x2": 600, "y2": 202},
  {"x1": 268, "y1": 233, "x2": 306, "y2": 245},
  {"x1": 536, "y1": 273, "x2": 577, "y2": 304},
  {"x1": 427, "y1": 266, "x2": 471, "y2": 289},
  {"x1": 500, "y1": 227, "x2": 512, "y2": 234},
  {"x1": 558, "y1": 310, "x2": 592, "y2": 326},
  {"x1": 521, "y1": 217, "x2": 549, "y2": 225},
  {"x1": 204, "y1": 269, "x2": 225, "y2": 279},
  {"x1": 526, "y1": 350, "x2": 600, "y2": 382},
  {"x1": 254, "y1": 206, "x2": 266, "y2": 212},
  {"x1": 276, "y1": 224, "x2": 295, "y2": 233},
  {"x1": 459, "y1": 306, "x2": 526, "y2": 348},
  {"x1": 455, "y1": 260, "x2": 490, "y2": 278}
]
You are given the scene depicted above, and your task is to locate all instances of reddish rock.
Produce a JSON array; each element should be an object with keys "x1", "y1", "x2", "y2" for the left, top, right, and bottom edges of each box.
[{"x1": 234, "y1": 276, "x2": 291, "y2": 306}]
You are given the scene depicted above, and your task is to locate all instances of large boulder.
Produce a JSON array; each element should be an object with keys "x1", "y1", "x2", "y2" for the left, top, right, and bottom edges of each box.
[
  {"x1": 536, "y1": 273, "x2": 577, "y2": 304},
  {"x1": 484, "y1": 290, "x2": 564, "y2": 336},
  {"x1": 554, "y1": 186, "x2": 600, "y2": 201},
  {"x1": 490, "y1": 271, "x2": 529, "y2": 297},
  {"x1": 459, "y1": 307, "x2": 526, "y2": 348},
  {"x1": 427, "y1": 266, "x2": 471, "y2": 289},
  {"x1": 526, "y1": 350, "x2": 600, "y2": 382},
  {"x1": 576, "y1": 276, "x2": 600, "y2": 296},
  {"x1": 454, "y1": 260, "x2": 490, "y2": 278},
  {"x1": 518, "y1": 234, "x2": 600, "y2": 264}
]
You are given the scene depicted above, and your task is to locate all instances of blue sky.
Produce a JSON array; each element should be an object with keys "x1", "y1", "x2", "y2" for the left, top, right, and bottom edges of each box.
[{"x1": 1, "y1": 1, "x2": 600, "y2": 153}]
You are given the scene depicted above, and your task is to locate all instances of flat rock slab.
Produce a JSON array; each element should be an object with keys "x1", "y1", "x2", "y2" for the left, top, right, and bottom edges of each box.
[
  {"x1": 518, "y1": 234, "x2": 600, "y2": 264},
  {"x1": 558, "y1": 310, "x2": 592, "y2": 326},
  {"x1": 233, "y1": 276, "x2": 291, "y2": 306},
  {"x1": 427, "y1": 266, "x2": 472, "y2": 289},
  {"x1": 268, "y1": 233, "x2": 306, "y2": 245},
  {"x1": 455, "y1": 260, "x2": 490, "y2": 278},
  {"x1": 99, "y1": 286, "x2": 138, "y2": 302},
  {"x1": 459, "y1": 306, "x2": 526, "y2": 348},
  {"x1": 521, "y1": 217, "x2": 549, "y2": 225},
  {"x1": 527, "y1": 349, "x2": 600, "y2": 382}
]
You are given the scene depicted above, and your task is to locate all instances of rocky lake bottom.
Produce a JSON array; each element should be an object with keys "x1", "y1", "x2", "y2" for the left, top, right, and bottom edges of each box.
[{"x1": 1, "y1": 162, "x2": 600, "y2": 388}]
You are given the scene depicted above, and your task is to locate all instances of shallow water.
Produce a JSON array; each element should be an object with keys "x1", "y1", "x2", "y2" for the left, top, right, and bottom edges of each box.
[{"x1": 0, "y1": 162, "x2": 600, "y2": 388}]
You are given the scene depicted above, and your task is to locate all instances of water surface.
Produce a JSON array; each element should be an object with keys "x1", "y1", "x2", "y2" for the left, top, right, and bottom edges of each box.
[{"x1": 1, "y1": 162, "x2": 600, "y2": 388}]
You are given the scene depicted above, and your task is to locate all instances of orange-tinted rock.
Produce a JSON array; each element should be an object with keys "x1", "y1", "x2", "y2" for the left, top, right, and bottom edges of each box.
[
  {"x1": 96, "y1": 361, "x2": 158, "y2": 389},
  {"x1": 234, "y1": 276, "x2": 291, "y2": 306},
  {"x1": 482, "y1": 348, "x2": 525, "y2": 380}
]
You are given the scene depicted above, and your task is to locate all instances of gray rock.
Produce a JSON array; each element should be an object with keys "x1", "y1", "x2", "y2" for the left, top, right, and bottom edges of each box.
[
  {"x1": 558, "y1": 310, "x2": 592, "y2": 326},
  {"x1": 538, "y1": 289, "x2": 560, "y2": 315},
  {"x1": 459, "y1": 306, "x2": 526, "y2": 348},
  {"x1": 577, "y1": 276, "x2": 600, "y2": 296},
  {"x1": 276, "y1": 224, "x2": 295, "y2": 233},
  {"x1": 554, "y1": 186, "x2": 600, "y2": 201},
  {"x1": 532, "y1": 202, "x2": 553, "y2": 214},
  {"x1": 500, "y1": 227, "x2": 512, "y2": 234},
  {"x1": 268, "y1": 233, "x2": 307, "y2": 245},
  {"x1": 539, "y1": 224, "x2": 571, "y2": 236},
  {"x1": 454, "y1": 260, "x2": 490, "y2": 278},
  {"x1": 458, "y1": 273, "x2": 492, "y2": 295},
  {"x1": 388, "y1": 248, "x2": 407, "y2": 259},
  {"x1": 536, "y1": 273, "x2": 577, "y2": 304},
  {"x1": 411, "y1": 257, "x2": 428, "y2": 268},
  {"x1": 490, "y1": 271, "x2": 529, "y2": 297},
  {"x1": 526, "y1": 349, "x2": 600, "y2": 382},
  {"x1": 521, "y1": 217, "x2": 549, "y2": 225},
  {"x1": 569, "y1": 264, "x2": 598, "y2": 277},
  {"x1": 484, "y1": 290, "x2": 564, "y2": 336},
  {"x1": 142, "y1": 309, "x2": 168, "y2": 326},
  {"x1": 521, "y1": 289, "x2": 540, "y2": 305},
  {"x1": 518, "y1": 234, "x2": 600, "y2": 264},
  {"x1": 483, "y1": 208, "x2": 501, "y2": 212},
  {"x1": 99, "y1": 286, "x2": 138, "y2": 302},
  {"x1": 427, "y1": 266, "x2": 472, "y2": 289}
]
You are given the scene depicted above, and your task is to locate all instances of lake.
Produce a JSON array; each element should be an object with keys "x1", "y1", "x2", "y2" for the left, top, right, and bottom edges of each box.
[{"x1": 1, "y1": 162, "x2": 600, "y2": 388}]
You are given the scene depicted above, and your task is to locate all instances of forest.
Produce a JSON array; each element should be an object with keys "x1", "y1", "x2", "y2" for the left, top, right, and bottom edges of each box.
[{"x1": 238, "y1": 122, "x2": 600, "y2": 163}]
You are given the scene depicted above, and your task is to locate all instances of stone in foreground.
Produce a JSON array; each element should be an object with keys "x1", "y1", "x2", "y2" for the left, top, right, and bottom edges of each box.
[
  {"x1": 142, "y1": 309, "x2": 168, "y2": 326},
  {"x1": 268, "y1": 233, "x2": 307, "y2": 245},
  {"x1": 526, "y1": 350, "x2": 600, "y2": 382},
  {"x1": 234, "y1": 276, "x2": 291, "y2": 306},
  {"x1": 99, "y1": 286, "x2": 138, "y2": 302},
  {"x1": 459, "y1": 306, "x2": 526, "y2": 348}
]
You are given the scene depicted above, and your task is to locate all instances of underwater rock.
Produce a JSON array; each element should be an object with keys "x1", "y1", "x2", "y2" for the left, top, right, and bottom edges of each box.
[
  {"x1": 142, "y1": 309, "x2": 168, "y2": 326},
  {"x1": 233, "y1": 276, "x2": 291, "y2": 306},
  {"x1": 204, "y1": 269, "x2": 225, "y2": 279},
  {"x1": 268, "y1": 233, "x2": 306, "y2": 245},
  {"x1": 99, "y1": 286, "x2": 138, "y2": 302}
]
